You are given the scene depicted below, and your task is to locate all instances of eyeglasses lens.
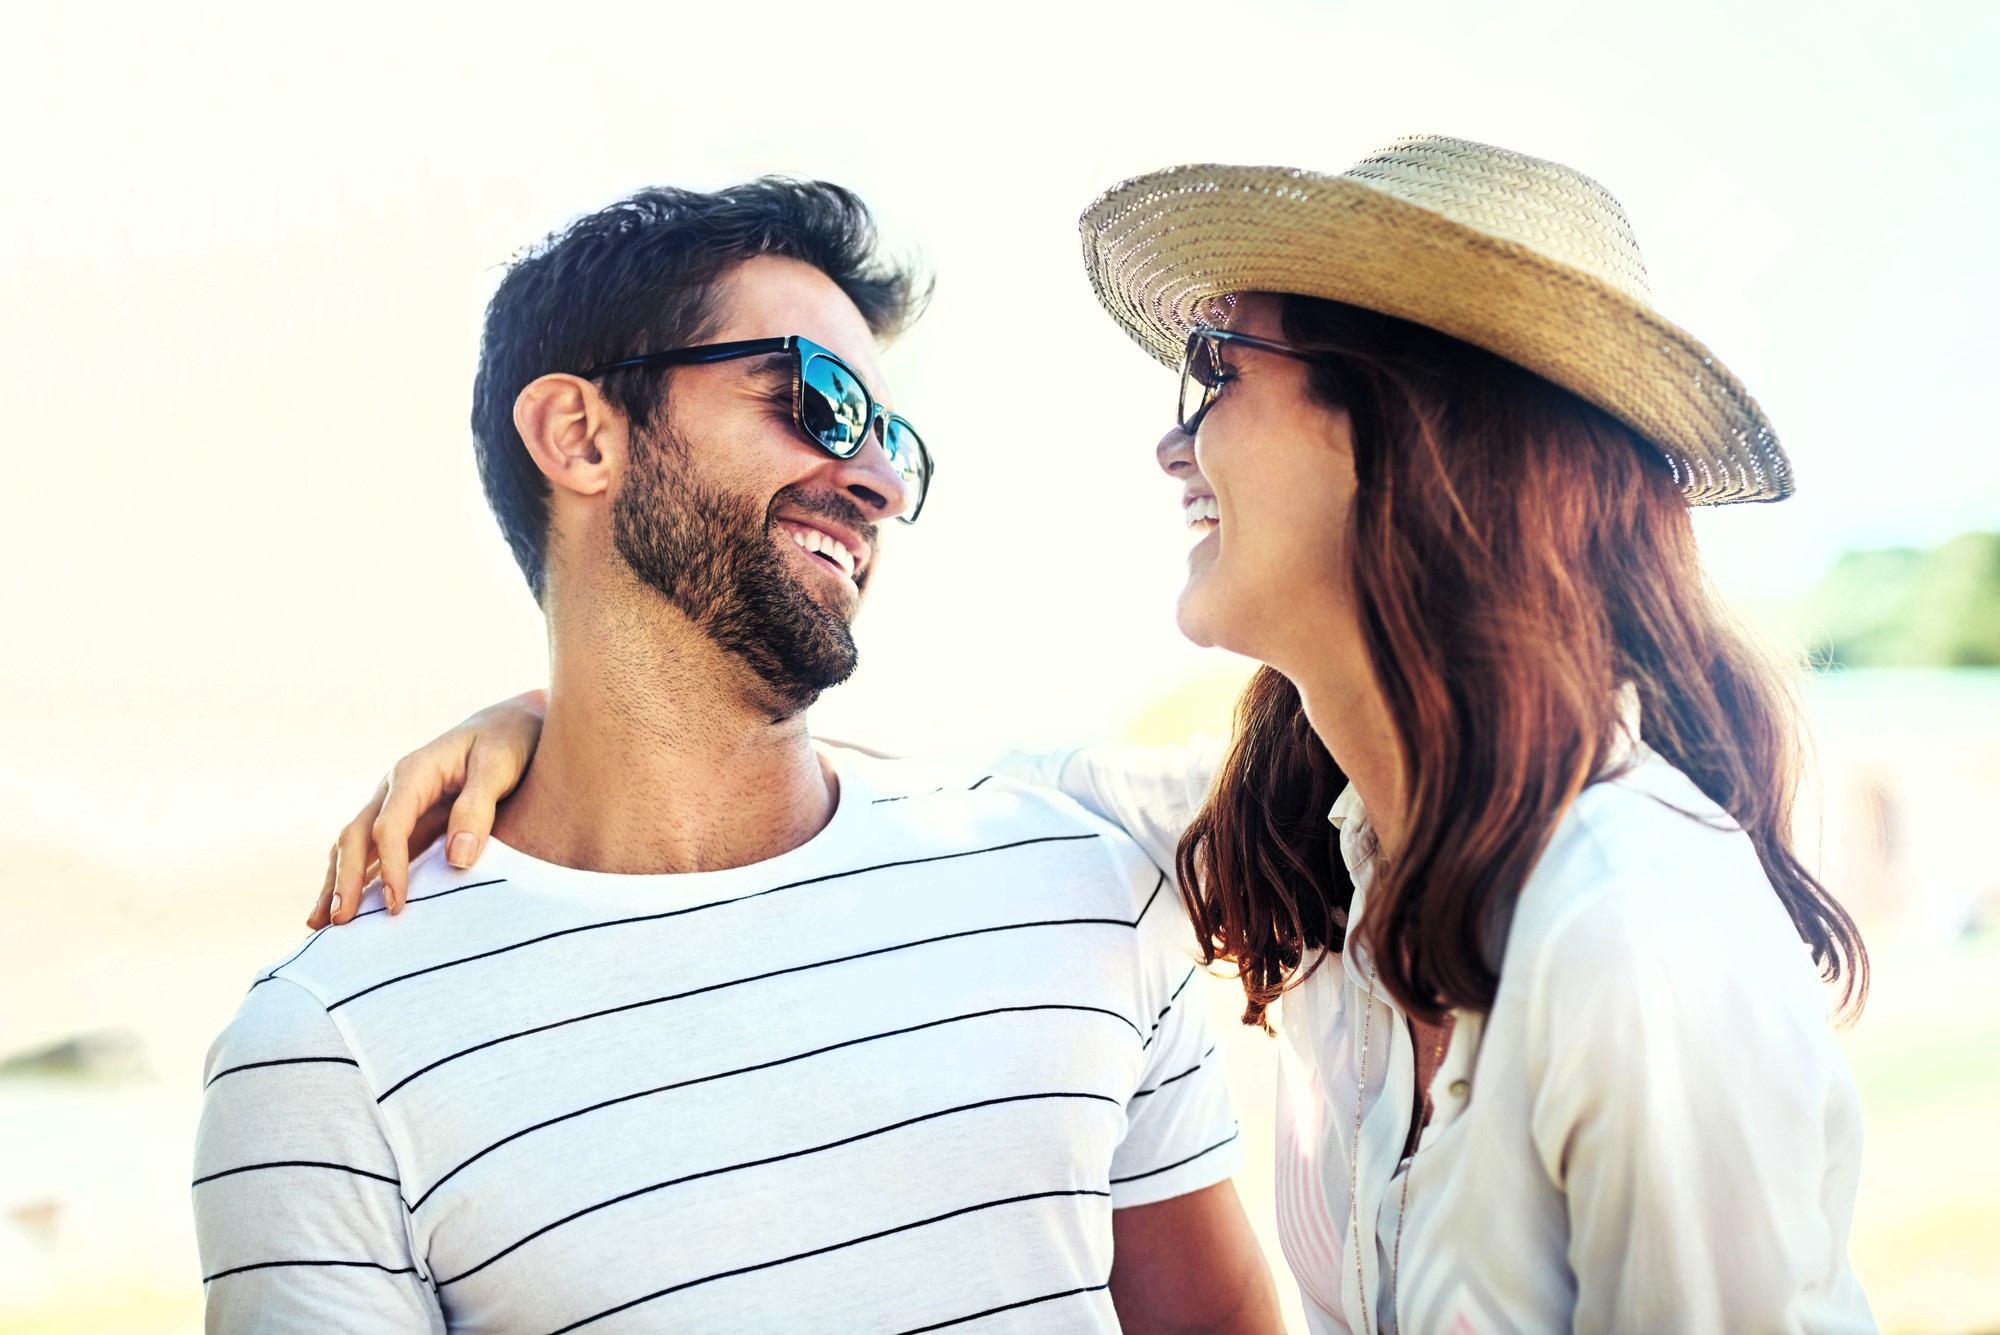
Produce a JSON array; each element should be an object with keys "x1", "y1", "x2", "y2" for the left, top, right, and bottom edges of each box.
[{"x1": 800, "y1": 354, "x2": 871, "y2": 456}]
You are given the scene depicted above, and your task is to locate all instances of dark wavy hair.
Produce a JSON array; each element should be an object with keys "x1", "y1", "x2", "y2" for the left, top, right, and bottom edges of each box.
[
  {"x1": 471, "y1": 178, "x2": 929, "y2": 602},
  {"x1": 1177, "y1": 297, "x2": 1867, "y2": 1029}
]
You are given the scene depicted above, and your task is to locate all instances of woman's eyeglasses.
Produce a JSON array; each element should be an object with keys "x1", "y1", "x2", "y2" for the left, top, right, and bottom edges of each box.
[
  {"x1": 1178, "y1": 327, "x2": 1317, "y2": 435},
  {"x1": 586, "y1": 335, "x2": 933, "y2": 523}
]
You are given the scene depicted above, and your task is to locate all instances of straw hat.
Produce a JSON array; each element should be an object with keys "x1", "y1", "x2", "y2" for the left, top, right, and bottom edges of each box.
[{"x1": 1078, "y1": 135, "x2": 1790, "y2": 505}]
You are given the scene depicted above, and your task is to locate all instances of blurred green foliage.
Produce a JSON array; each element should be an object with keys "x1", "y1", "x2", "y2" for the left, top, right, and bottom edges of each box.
[{"x1": 1807, "y1": 532, "x2": 2000, "y2": 668}]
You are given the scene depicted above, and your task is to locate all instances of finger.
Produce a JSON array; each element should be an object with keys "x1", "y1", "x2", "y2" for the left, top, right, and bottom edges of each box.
[
  {"x1": 330, "y1": 782, "x2": 389, "y2": 925},
  {"x1": 408, "y1": 803, "x2": 451, "y2": 868},
  {"x1": 375, "y1": 745, "x2": 466, "y2": 914},
  {"x1": 308, "y1": 845, "x2": 339, "y2": 930},
  {"x1": 443, "y1": 740, "x2": 516, "y2": 870},
  {"x1": 331, "y1": 822, "x2": 372, "y2": 925}
]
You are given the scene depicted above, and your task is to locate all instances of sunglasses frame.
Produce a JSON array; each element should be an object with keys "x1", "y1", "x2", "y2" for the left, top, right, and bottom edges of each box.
[
  {"x1": 585, "y1": 334, "x2": 933, "y2": 523},
  {"x1": 1178, "y1": 327, "x2": 1319, "y2": 436}
]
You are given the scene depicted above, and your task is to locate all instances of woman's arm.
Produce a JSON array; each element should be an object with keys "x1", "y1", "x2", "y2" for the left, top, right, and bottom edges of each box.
[
  {"x1": 1529, "y1": 892, "x2": 1869, "y2": 1330},
  {"x1": 312, "y1": 712, "x2": 1222, "y2": 927},
  {"x1": 992, "y1": 738, "x2": 1222, "y2": 874}
]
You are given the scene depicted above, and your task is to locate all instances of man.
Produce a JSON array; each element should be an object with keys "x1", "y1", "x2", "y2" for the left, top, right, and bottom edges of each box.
[{"x1": 192, "y1": 180, "x2": 1278, "y2": 1333}]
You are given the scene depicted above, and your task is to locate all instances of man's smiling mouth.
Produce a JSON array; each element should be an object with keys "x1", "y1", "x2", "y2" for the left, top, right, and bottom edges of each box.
[{"x1": 776, "y1": 519, "x2": 861, "y2": 581}]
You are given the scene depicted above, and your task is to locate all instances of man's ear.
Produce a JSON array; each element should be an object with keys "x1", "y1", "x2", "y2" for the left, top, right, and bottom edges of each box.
[{"x1": 514, "y1": 374, "x2": 624, "y2": 498}]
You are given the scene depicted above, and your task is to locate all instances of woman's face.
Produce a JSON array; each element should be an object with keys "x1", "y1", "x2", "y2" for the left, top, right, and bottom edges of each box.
[{"x1": 1159, "y1": 294, "x2": 1362, "y2": 683}]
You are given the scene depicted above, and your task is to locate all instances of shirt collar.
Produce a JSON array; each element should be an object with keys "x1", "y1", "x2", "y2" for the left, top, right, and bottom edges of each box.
[
  {"x1": 1328, "y1": 783, "x2": 1366, "y2": 832},
  {"x1": 1608, "y1": 679, "x2": 1644, "y2": 767}
]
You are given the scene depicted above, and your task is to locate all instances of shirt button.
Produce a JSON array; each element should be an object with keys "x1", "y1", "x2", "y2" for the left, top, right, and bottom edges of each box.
[{"x1": 1448, "y1": 1079, "x2": 1470, "y2": 1099}]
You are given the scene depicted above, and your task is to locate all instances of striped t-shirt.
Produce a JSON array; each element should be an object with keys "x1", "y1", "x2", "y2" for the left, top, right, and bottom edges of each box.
[{"x1": 192, "y1": 749, "x2": 1241, "y2": 1333}]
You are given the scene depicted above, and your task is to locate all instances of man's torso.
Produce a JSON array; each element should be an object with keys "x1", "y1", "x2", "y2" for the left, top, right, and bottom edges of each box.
[{"x1": 195, "y1": 753, "x2": 1237, "y2": 1333}]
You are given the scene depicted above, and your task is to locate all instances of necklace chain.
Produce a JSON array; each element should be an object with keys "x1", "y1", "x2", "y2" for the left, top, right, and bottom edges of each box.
[
  {"x1": 1349, "y1": 957, "x2": 1452, "y2": 1335},
  {"x1": 1390, "y1": 1024, "x2": 1451, "y2": 1323},
  {"x1": 1349, "y1": 961, "x2": 1378, "y2": 1335}
]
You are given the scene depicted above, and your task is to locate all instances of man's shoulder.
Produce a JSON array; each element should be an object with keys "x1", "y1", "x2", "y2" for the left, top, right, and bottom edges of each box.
[
  {"x1": 841, "y1": 750, "x2": 1170, "y2": 920},
  {"x1": 240, "y1": 842, "x2": 516, "y2": 1013}
]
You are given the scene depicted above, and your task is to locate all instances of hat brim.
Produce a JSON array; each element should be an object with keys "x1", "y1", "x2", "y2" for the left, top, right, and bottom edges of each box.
[{"x1": 1079, "y1": 164, "x2": 1790, "y2": 506}]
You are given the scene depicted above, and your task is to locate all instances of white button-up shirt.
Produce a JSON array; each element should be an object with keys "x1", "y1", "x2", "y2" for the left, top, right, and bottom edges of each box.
[{"x1": 1000, "y1": 702, "x2": 1874, "y2": 1333}]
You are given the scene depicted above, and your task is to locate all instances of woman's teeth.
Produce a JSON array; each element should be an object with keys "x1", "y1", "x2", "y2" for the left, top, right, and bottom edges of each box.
[
  {"x1": 783, "y1": 524, "x2": 857, "y2": 579},
  {"x1": 1183, "y1": 496, "x2": 1220, "y2": 529}
]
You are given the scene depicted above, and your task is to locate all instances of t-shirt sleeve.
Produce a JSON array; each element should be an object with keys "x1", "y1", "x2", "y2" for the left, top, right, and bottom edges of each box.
[
  {"x1": 991, "y1": 738, "x2": 1222, "y2": 876},
  {"x1": 193, "y1": 974, "x2": 445, "y2": 1333},
  {"x1": 1101, "y1": 835, "x2": 1244, "y2": 1209}
]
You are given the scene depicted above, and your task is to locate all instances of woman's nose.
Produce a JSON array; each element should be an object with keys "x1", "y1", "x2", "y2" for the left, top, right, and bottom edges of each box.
[{"x1": 1156, "y1": 424, "x2": 1197, "y2": 477}]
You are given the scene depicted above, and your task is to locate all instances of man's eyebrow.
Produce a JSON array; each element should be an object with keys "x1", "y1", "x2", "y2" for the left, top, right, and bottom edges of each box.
[{"x1": 744, "y1": 353, "x2": 791, "y2": 381}]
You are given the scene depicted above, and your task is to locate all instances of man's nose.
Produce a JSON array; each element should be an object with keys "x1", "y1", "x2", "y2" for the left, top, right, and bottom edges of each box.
[
  {"x1": 1156, "y1": 424, "x2": 1197, "y2": 478},
  {"x1": 829, "y1": 425, "x2": 918, "y2": 522}
]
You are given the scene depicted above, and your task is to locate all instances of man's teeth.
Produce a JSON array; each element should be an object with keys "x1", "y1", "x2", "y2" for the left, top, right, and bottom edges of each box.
[
  {"x1": 1183, "y1": 496, "x2": 1221, "y2": 527},
  {"x1": 785, "y1": 525, "x2": 857, "y2": 578}
]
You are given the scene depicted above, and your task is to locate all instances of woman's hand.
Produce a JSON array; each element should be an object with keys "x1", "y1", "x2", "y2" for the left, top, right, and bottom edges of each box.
[{"x1": 309, "y1": 689, "x2": 548, "y2": 928}]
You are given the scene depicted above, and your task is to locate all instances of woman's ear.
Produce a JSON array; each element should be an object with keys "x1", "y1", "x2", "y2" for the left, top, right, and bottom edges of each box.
[{"x1": 514, "y1": 374, "x2": 622, "y2": 498}]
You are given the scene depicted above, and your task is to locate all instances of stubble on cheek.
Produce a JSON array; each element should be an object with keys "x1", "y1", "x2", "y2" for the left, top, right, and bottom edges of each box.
[{"x1": 608, "y1": 426, "x2": 860, "y2": 711}]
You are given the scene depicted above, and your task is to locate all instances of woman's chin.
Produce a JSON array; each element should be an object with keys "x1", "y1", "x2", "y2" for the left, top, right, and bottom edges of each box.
[{"x1": 1174, "y1": 583, "x2": 1223, "y2": 649}]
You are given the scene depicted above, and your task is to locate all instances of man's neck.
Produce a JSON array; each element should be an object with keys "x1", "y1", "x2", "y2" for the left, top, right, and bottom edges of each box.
[{"x1": 492, "y1": 600, "x2": 836, "y2": 876}]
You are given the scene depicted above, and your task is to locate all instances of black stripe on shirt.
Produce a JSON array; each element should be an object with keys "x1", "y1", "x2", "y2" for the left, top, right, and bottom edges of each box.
[
  {"x1": 378, "y1": 913, "x2": 1136, "y2": 1102},
  {"x1": 1140, "y1": 965, "x2": 1199, "y2": 1050},
  {"x1": 249, "y1": 879, "x2": 509, "y2": 990},
  {"x1": 542, "y1": 1188, "x2": 1112, "y2": 1335},
  {"x1": 410, "y1": 1003, "x2": 1141, "y2": 1210},
  {"x1": 967, "y1": 774, "x2": 994, "y2": 791},
  {"x1": 358, "y1": 877, "x2": 508, "y2": 919},
  {"x1": 203, "y1": 1257, "x2": 418, "y2": 1283},
  {"x1": 204, "y1": 1055, "x2": 360, "y2": 1087},
  {"x1": 871, "y1": 786, "x2": 943, "y2": 804},
  {"x1": 438, "y1": 1090, "x2": 1119, "y2": 1287},
  {"x1": 192, "y1": 1159, "x2": 400, "y2": 1189},
  {"x1": 330, "y1": 834, "x2": 1102, "y2": 1011},
  {"x1": 1108, "y1": 1128, "x2": 1241, "y2": 1185},
  {"x1": 1131, "y1": 1045, "x2": 1216, "y2": 1100},
  {"x1": 1134, "y1": 870, "x2": 1166, "y2": 924},
  {"x1": 895, "y1": 1282, "x2": 1110, "y2": 1333}
]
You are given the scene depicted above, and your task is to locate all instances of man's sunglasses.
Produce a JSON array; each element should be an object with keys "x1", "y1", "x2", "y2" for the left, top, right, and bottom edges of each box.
[
  {"x1": 585, "y1": 335, "x2": 933, "y2": 523},
  {"x1": 1178, "y1": 327, "x2": 1317, "y2": 435}
]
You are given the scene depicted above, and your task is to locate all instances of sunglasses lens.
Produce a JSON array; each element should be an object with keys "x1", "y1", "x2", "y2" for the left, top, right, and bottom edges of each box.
[
  {"x1": 800, "y1": 354, "x2": 871, "y2": 455},
  {"x1": 882, "y1": 419, "x2": 931, "y2": 512},
  {"x1": 1179, "y1": 334, "x2": 1221, "y2": 428}
]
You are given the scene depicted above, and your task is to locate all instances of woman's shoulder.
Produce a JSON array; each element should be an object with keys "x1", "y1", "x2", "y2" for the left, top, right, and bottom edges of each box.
[{"x1": 1500, "y1": 747, "x2": 1822, "y2": 1010}]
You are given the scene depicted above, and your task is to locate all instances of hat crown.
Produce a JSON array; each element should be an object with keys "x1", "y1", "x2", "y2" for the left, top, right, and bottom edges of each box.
[{"x1": 1344, "y1": 135, "x2": 1652, "y2": 304}]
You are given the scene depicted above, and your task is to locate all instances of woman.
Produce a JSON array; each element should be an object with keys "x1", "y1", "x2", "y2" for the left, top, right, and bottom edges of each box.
[{"x1": 313, "y1": 137, "x2": 1873, "y2": 1331}]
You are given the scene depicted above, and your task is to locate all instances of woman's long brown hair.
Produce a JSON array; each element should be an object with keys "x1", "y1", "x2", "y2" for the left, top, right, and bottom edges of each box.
[{"x1": 1178, "y1": 297, "x2": 1868, "y2": 1028}]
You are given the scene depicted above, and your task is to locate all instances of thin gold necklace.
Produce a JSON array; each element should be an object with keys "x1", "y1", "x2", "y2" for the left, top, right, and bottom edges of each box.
[
  {"x1": 1350, "y1": 960, "x2": 1451, "y2": 1335},
  {"x1": 1390, "y1": 1022, "x2": 1452, "y2": 1325},
  {"x1": 1349, "y1": 960, "x2": 1379, "y2": 1335}
]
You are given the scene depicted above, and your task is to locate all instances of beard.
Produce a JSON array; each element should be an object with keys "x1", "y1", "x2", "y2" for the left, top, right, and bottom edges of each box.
[{"x1": 610, "y1": 422, "x2": 869, "y2": 715}]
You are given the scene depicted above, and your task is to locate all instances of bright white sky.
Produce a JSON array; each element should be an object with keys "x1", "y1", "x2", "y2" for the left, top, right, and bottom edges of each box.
[{"x1": 3, "y1": 0, "x2": 1995, "y2": 870}]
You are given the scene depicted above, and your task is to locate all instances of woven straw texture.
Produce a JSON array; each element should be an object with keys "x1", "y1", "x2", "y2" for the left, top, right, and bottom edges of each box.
[{"x1": 1079, "y1": 136, "x2": 1791, "y2": 505}]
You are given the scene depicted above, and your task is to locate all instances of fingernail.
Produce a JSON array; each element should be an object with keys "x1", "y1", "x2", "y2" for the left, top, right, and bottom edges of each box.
[
  {"x1": 330, "y1": 894, "x2": 342, "y2": 917},
  {"x1": 448, "y1": 833, "x2": 477, "y2": 868}
]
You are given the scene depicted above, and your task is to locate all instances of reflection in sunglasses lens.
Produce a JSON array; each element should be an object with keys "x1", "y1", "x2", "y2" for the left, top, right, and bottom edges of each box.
[
  {"x1": 802, "y1": 355, "x2": 870, "y2": 452},
  {"x1": 884, "y1": 421, "x2": 925, "y2": 490}
]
